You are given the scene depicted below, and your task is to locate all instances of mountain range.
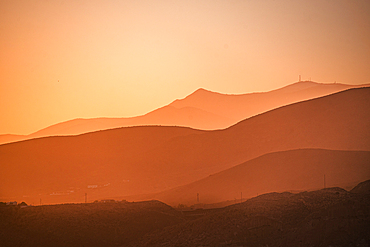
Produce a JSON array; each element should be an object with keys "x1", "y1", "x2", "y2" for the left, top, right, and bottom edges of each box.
[
  {"x1": 1, "y1": 81, "x2": 368, "y2": 145},
  {"x1": 1, "y1": 87, "x2": 369, "y2": 205}
]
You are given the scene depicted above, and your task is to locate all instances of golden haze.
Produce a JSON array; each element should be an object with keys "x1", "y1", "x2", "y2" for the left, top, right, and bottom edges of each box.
[{"x1": 1, "y1": 0, "x2": 370, "y2": 134}]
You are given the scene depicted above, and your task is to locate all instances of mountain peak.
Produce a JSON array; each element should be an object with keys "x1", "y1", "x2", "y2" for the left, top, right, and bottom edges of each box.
[{"x1": 193, "y1": 88, "x2": 212, "y2": 94}]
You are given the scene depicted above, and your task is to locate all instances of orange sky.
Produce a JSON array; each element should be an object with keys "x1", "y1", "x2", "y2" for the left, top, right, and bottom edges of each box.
[{"x1": 1, "y1": 0, "x2": 369, "y2": 135}]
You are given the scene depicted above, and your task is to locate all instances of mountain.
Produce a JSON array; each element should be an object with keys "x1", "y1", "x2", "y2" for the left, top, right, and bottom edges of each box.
[
  {"x1": 169, "y1": 81, "x2": 368, "y2": 125},
  {"x1": 0, "y1": 134, "x2": 27, "y2": 145},
  {"x1": 1, "y1": 81, "x2": 368, "y2": 145},
  {"x1": 133, "y1": 184, "x2": 370, "y2": 247},
  {"x1": 0, "y1": 107, "x2": 228, "y2": 145},
  {"x1": 0, "y1": 126, "x2": 205, "y2": 204},
  {"x1": 28, "y1": 106, "x2": 231, "y2": 137},
  {"x1": 147, "y1": 149, "x2": 370, "y2": 206},
  {"x1": 0, "y1": 88, "x2": 369, "y2": 205}
]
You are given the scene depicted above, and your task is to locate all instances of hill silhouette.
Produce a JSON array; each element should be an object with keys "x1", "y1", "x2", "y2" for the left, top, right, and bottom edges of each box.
[
  {"x1": 0, "y1": 88, "x2": 369, "y2": 205},
  {"x1": 350, "y1": 179, "x2": 370, "y2": 194},
  {"x1": 147, "y1": 149, "x2": 370, "y2": 205},
  {"x1": 2, "y1": 181, "x2": 369, "y2": 247},
  {"x1": 133, "y1": 184, "x2": 370, "y2": 247},
  {"x1": 0, "y1": 134, "x2": 26, "y2": 145},
  {"x1": 169, "y1": 81, "x2": 368, "y2": 126},
  {"x1": 0, "y1": 200, "x2": 184, "y2": 247},
  {"x1": 1, "y1": 81, "x2": 367, "y2": 145}
]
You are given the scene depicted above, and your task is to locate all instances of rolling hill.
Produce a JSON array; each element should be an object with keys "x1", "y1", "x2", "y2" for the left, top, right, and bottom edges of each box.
[
  {"x1": 147, "y1": 149, "x2": 370, "y2": 205},
  {"x1": 0, "y1": 87, "x2": 369, "y2": 205},
  {"x1": 169, "y1": 81, "x2": 368, "y2": 125},
  {"x1": 0, "y1": 200, "x2": 184, "y2": 247},
  {"x1": 132, "y1": 183, "x2": 370, "y2": 247},
  {"x1": 1, "y1": 81, "x2": 367, "y2": 145},
  {"x1": 2, "y1": 181, "x2": 370, "y2": 247}
]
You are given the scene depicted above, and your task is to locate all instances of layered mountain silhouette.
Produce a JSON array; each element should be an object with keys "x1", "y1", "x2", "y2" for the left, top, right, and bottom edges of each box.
[
  {"x1": 169, "y1": 81, "x2": 368, "y2": 125},
  {"x1": 146, "y1": 149, "x2": 370, "y2": 205},
  {"x1": 1, "y1": 81, "x2": 367, "y2": 145},
  {"x1": 1, "y1": 87, "x2": 369, "y2": 205},
  {"x1": 3, "y1": 181, "x2": 370, "y2": 247},
  {"x1": 132, "y1": 183, "x2": 370, "y2": 247}
]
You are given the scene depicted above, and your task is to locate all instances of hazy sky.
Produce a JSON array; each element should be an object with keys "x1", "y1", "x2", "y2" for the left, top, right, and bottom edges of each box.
[{"x1": 1, "y1": 0, "x2": 369, "y2": 135}]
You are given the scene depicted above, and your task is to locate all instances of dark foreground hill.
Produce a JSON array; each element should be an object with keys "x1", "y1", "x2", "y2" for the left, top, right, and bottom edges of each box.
[
  {"x1": 133, "y1": 181, "x2": 370, "y2": 247},
  {"x1": 350, "y1": 179, "x2": 370, "y2": 194},
  {"x1": 0, "y1": 88, "x2": 369, "y2": 205},
  {"x1": 2, "y1": 181, "x2": 369, "y2": 247},
  {"x1": 0, "y1": 200, "x2": 184, "y2": 247}
]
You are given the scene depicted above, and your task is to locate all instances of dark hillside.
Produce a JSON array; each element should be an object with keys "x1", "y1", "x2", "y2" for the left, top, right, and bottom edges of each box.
[
  {"x1": 134, "y1": 186, "x2": 370, "y2": 247},
  {"x1": 1, "y1": 182, "x2": 370, "y2": 247},
  {"x1": 350, "y1": 179, "x2": 370, "y2": 194},
  {"x1": 0, "y1": 200, "x2": 184, "y2": 247}
]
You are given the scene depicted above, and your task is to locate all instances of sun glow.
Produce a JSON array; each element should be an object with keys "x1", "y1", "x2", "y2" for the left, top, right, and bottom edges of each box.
[{"x1": 1, "y1": 0, "x2": 369, "y2": 135}]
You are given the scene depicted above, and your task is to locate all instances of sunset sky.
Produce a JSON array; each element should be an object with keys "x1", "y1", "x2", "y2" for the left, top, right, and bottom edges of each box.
[{"x1": 1, "y1": 0, "x2": 369, "y2": 135}]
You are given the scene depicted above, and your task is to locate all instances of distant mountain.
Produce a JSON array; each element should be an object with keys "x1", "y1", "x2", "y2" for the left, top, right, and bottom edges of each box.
[
  {"x1": 147, "y1": 149, "x2": 370, "y2": 205},
  {"x1": 29, "y1": 106, "x2": 230, "y2": 137},
  {"x1": 0, "y1": 134, "x2": 27, "y2": 145},
  {"x1": 0, "y1": 107, "x2": 229, "y2": 145},
  {"x1": 169, "y1": 81, "x2": 368, "y2": 125},
  {"x1": 0, "y1": 88, "x2": 369, "y2": 205},
  {"x1": 133, "y1": 184, "x2": 370, "y2": 247},
  {"x1": 1, "y1": 81, "x2": 368, "y2": 145}
]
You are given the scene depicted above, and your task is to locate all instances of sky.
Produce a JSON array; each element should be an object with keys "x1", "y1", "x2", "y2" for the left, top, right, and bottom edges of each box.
[{"x1": 1, "y1": 0, "x2": 369, "y2": 135}]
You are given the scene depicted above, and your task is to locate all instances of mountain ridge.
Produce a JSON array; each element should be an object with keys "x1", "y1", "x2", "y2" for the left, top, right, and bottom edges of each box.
[
  {"x1": 1, "y1": 87, "x2": 369, "y2": 205},
  {"x1": 132, "y1": 181, "x2": 370, "y2": 247},
  {"x1": 1, "y1": 81, "x2": 368, "y2": 145},
  {"x1": 141, "y1": 148, "x2": 370, "y2": 205}
]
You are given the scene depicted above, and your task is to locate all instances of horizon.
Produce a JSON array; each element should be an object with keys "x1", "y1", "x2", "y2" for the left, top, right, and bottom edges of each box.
[
  {"x1": 1, "y1": 0, "x2": 370, "y2": 135},
  {"x1": 1, "y1": 2, "x2": 369, "y2": 243},
  {"x1": 1, "y1": 80, "x2": 369, "y2": 136},
  {"x1": 1, "y1": 86, "x2": 369, "y2": 206}
]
